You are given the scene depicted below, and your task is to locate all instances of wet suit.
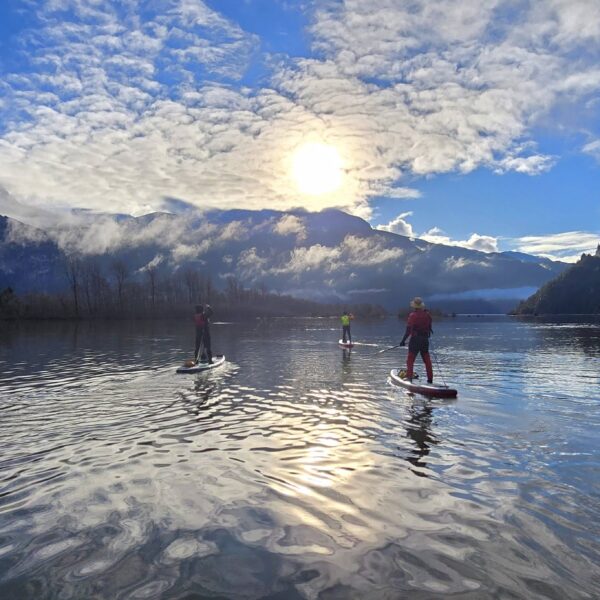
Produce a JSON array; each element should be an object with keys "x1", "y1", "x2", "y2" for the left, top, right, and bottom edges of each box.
[
  {"x1": 341, "y1": 314, "x2": 352, "y2": 343},
  {"x1": 194, "y1": 307, "x2": 213, "y2": 363},
  {"x1": 400, "y1": 310, "x2": 433, "y2": 383}
]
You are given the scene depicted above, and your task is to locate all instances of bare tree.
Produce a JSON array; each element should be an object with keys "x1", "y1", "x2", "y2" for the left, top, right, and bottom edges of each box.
[
  {"x1": 111, "y1": 259, "x2": 128, "y2": 313},
  {"x1": 64, "y1": 255, "x2": 82, "y2": 318},
  {"x1": 183, "y1": 267, "x2": 200, "y2": 304},
  {"x1": 146, "y1": 266, "x2": 158, "y2": 310}
]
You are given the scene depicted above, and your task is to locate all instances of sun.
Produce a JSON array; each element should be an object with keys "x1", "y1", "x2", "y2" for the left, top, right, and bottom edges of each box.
[{"x1": 292, "y1": 142, "x2": 343, "y2": 195}]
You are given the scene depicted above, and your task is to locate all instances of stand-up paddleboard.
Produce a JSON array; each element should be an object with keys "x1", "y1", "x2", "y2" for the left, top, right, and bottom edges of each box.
[
  {"x1": 176, "y1": 354, "x2": 225, "y2": 374},
  {"x1": 390, "y1": 368, "x2": 457, "y2": 398},
  {"x1": 339, "y1": 339, "x2": 354, "y2": 349}
]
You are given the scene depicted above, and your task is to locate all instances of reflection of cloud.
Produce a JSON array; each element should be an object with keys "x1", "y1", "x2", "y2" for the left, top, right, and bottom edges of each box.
[
  {"x1": 347, "y1": 288, "x2": 389, "y2": 294},
  {"x1": 0, "y1": 1, "x2": 599, "y2": 218}
]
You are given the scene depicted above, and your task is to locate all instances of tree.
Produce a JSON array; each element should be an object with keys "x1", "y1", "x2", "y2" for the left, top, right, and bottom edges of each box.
[
  {"x1": 111, "y1": 259, "x2": 128, "y2": 313},
  {"x1": 183, "y1": 267, "x2": 200, "y2": 304},
  {"x1": 0, "y1": 287, "x2": 21, "y2": 319},
  {"x1": 146, "y1": 265, "x2": 158, "y2": 310},
  {"x1": 65, "y1": 255, "x2": 82, "y2": 318}
]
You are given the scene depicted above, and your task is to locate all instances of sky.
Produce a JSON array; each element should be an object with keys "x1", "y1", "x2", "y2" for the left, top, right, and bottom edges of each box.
[{"x1": 0, "y1": 0, "x2": 599, "y2": 262}]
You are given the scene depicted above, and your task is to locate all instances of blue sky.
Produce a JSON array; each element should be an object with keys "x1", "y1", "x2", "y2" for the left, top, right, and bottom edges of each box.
[{"x1": 0, "y1": 0, "x2": 599, "y2": 261}]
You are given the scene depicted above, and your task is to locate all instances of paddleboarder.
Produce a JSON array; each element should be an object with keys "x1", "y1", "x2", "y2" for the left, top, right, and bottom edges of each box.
[
  {"x1": 194, "y1": 304, "x2": 213, "y2": 364},
  {"x1": 341, "y1": 309, "x2": 354, "y2": 344},
  {"x1": 399, "y1": 297, "x2": 433, "y2": 383}
]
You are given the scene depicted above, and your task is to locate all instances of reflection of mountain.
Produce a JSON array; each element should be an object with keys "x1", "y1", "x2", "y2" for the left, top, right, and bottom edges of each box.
[
  {"x1": 1, "y1": 209, "x2": 567, "y2": 312},
  {"x1": 514, "y1": 249, "x2": 600, "y2": 315}
]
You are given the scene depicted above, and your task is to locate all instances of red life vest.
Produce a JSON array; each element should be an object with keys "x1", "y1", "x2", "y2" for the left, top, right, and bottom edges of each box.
[
  {"x1": 194, "y1": 313, "x2": 206, "y2": 327},
  {"x1": 407, "y1": 310, "x2": 432, "y2": 336}
]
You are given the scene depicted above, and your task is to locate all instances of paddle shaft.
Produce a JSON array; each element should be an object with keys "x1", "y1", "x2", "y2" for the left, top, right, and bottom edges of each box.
[{"x1": 375, "y1": 343, "x2": 407, "y2": 355}]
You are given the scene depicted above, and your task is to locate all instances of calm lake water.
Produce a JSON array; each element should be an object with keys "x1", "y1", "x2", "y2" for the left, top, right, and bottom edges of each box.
[{"x1": 0, "y1": 316, "x2": 599, "y2": 599}]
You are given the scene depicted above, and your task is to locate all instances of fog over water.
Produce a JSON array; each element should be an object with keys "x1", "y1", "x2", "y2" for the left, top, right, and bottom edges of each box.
[{"x1": 0, "y1": 317, "x2": 599, "y2": 599}]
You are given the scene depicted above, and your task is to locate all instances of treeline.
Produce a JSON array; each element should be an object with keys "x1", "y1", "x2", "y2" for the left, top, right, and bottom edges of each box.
[
  {"x1": 0, "y1": 258, "x2": 387, "y2": 320},
  {"x1": 513, "y1": 251, "x2": 600, "y2": 315}
]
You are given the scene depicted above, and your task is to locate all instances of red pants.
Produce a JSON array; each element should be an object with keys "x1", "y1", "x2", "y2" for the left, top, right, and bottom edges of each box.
[{"x1": 407, "y1": 351, "x2": 433, "y2": 381}]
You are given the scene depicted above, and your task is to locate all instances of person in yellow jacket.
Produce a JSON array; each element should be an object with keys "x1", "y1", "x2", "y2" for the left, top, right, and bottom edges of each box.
[{"x1": 341, "y1": 310, "x2": 354, "y2": 344}]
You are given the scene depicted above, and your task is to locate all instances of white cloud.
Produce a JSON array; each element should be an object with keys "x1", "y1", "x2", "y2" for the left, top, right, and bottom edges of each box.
[
  {"x1": 444, "y1": 256, "x2": 491, "y2": 270},
  {"x1": 583, "y1": 140, "x2": 600, "y2": 162},
  {"x1": 285, "y1": 244, "x2": 341, "y2": 273},
  {"x1": 511, "y1": 231, "x2": 599, "y2": 262},
  {"x1": 273, "y1": 214, "x2": 307, "y2": 240},
  {"x1": 420, "y1": 228, "x2": 499, "y2": 253},
  {"x1": 0, "y1": 0, "x2": 599, "y2": 220},
  {"x1": 378, "y1": 212, "x2": 415, "y2": 237}
]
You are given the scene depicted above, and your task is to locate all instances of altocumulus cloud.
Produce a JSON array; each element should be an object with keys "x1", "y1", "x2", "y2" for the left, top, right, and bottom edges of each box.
[{"x1": 0, "y1": 0, "x2": 599, "y2": 218}]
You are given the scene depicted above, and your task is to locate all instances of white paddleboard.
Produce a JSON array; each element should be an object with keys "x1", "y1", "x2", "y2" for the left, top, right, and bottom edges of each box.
[
  {"x1": 390, "y1": 368, "x2": 457, "y2": 398},
  {"x1": 338, "y1": 339, "x2": 354, "y2": 348},
  {"x1": 176, "y1": 354, "x2": 225, "y2": 374}
]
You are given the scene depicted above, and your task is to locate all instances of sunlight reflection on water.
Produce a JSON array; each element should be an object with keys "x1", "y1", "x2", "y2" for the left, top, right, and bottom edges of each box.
[{"x1": 0, "y1": 317, "x2": 599, "y2": 599}]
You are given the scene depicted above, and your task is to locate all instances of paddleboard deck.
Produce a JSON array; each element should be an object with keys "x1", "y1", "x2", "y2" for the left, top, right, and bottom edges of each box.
[
  {"x1": 176, "y1": 354, "x2": 225, "y2": 374},
  {"x1": 339, "y1": 339, "x2": 354, "y2": 348},
  {"x1": 390, "y1": 368, "x2": 457, "y2": 398}
]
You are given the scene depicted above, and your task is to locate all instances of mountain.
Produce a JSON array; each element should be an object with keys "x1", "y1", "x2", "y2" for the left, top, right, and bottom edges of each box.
[
  {"x1": 0, "y1": 216, "x2": 65, "y2": 293},
  {"x1": 1, "y1": 208, "x2": 569, "y2": 313},
  {"x1": 513, "y1": 247, "x2": 600, "y2": 315}
]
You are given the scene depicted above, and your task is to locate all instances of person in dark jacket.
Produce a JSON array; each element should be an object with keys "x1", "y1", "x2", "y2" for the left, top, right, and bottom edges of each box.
[
  {"x1": 194, "y1": 304, "x2": 213, "y2": 363},
  {"x1": 400, "y1": 297, "x2": 433, "y2": 383}
]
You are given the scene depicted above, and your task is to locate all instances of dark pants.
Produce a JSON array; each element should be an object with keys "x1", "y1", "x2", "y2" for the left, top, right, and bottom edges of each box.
[
  {"x1": 342, "y1": 325, "x2": 351, "y2": 343},
  {"x1": 195, "y1": 326, "x2": 212, "y2": 362},
  {"x1": 407, "y1": 334, "x2": 433, "y2": 381}
]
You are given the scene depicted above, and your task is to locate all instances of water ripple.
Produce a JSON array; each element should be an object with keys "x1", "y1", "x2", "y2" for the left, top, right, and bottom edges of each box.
[{"x1": 0, "y1": 318, "x2": 599, "y2": 599}]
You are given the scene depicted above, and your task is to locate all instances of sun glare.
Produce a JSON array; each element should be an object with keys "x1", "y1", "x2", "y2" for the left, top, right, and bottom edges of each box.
[{"x1": 292, "y1": 142, "x2": 343, "y2": 195}]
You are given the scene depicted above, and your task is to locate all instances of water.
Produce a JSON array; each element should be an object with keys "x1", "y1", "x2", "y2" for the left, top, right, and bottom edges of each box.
[{"x1": 0, "y1": 316, "x2": 599, "y2": 599}]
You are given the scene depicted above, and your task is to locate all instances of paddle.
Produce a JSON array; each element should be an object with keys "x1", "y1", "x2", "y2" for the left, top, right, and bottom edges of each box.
[{"x1": 374, "y1": 343, "x2": 407, "y2": 355}]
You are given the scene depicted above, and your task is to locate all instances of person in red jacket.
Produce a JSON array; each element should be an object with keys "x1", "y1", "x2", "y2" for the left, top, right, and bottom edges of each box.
[
  {"x1": 400, "y1": 297, "x2": 433, "y2": 383},
  {"x1": 194, "y1": 304, "x2": 213, "y2": 364}
]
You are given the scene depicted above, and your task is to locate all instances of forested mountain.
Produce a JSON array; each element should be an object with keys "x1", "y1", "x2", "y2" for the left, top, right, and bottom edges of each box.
[
  {"x1": 1, "y1": 208, "x2": 568, "y2": 316},
  {"x1": 514, "y1": 247, "x2": 600, "y2": 315}
]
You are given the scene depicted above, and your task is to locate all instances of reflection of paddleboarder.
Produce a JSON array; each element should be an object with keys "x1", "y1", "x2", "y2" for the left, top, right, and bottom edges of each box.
[
  {"x1": 341, "y1": 310, "x2": 354, "y2": 343},
  {"x1": 405, "y1": 403, "x2": 438, "y2": 476},
  {"x1": 194, "y1": 304, "x2": 213, "y2": 364},
  {"x1": 399, "y1": 297, "x2": 433, "y2": 383}
]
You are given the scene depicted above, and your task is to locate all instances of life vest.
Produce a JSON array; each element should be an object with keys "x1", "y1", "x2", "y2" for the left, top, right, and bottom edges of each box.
[
  {"x1": 407, "y1": 310, "x2": 432, "y2": 336},
  {"x1": 194, "y1": 313, "x2": 207, "y2": 327},
  {"x1": 341, "y1": 314, "x2": 350, "y2": 326}
]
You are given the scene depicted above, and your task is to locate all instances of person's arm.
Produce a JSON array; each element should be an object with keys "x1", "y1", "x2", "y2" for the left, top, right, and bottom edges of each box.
[
  {"x1": 400, "y1": 313, "x2": 414, "y2": 345},
  {"x1": 400, "y1": 326, "x2": 410, "y2": 345}
]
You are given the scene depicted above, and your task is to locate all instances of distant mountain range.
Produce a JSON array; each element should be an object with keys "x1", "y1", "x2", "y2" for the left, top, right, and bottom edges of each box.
[
  {"x1": 1, "y1": 208, "x2": 569, "y2": 313},
  {"x1": 514, "y1": 246, "x2": 600, "y2": 315}
]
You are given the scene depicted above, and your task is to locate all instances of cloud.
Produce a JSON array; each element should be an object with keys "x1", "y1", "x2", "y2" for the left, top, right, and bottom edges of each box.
[
  {"x1": 276, "y1": 233, "x2": 404, "y2": 275},
  {"x1": 511, "y1": 231, "x2": 599, "y2": 262},
  {"x1": 273, "y1": 214, "x2": 307, "y2": 240},
  {"x1": 0, "y1": 0, "x2": 599, "y2": 219},
  {"x1": 444, "y1": 256, "x2": 491, "y2": 270},
  {"x1": 583, "y1": 140, "x2": 600, "y2": 162},
  {"x1": 378, "y1": 212, "x2": 415, "y2": 237},
  {"x1": 421, "y1": 228, "x2": 499, "y2": 253}
]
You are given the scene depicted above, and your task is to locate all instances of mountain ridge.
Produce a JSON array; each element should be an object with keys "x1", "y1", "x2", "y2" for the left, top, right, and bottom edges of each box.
[{"x1": 1, "y1": 208, "x2": 568, "y2": 313}]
